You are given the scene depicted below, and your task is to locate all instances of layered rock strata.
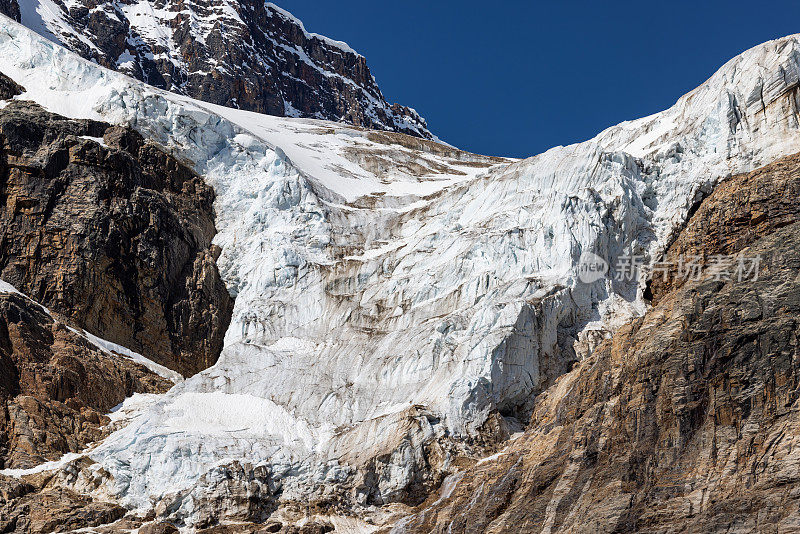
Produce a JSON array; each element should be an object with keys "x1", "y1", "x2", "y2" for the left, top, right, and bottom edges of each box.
[
  {"x1": 0, "y1": 96, "x2": 233, "y2": 377},
  {"x1": 395, "y1": 153, "x2": 800, "y2": 533},
  {"x1": 0, "y1": 1, "x2": 433, "y2": 139}
]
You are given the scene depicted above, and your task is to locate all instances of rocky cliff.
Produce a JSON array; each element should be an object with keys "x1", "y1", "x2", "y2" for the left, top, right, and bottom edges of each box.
[
  {"x1": 0, "y1": 88, "x2": 233, "y2": 377},
  {"x1": 0, "y1": 277, "x2": 180, "y2": 532},
  {"x1": 0, "y1": 288, "x2": 172, "y2": 470},
  {"x1": 395, "y1": 153, "x2": 800, "y2": 533},
  {"x1": 0, "y1": 0, "x2": 433, "y2": 139},
  {"x1": 1, "y1": 11, "x2": 800, "y2": 534}
]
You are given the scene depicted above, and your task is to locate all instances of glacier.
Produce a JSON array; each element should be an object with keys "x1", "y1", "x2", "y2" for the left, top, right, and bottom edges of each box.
[{"x1": 1, "y1": 13, "x2": 800, "y2": 526}]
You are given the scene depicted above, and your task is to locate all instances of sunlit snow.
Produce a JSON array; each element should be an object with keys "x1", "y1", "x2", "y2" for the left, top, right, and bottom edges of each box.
[{"x1": 1, "y1": 14, "x2": 800, "y2": 523}]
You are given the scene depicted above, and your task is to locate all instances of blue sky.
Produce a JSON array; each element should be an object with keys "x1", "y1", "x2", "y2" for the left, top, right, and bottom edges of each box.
[{"x1": 278, "y1": 1, "x2": 800, "y2": 158}]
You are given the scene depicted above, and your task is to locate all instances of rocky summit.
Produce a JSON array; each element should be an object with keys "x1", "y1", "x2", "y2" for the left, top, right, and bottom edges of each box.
[
  {"x1": 394, "y1": 153, "x2": 800, "y2": 533},
  {"x1": 0, "y1": 0, "x2": 432, "y2": 140},
  {"x1": 0, "y1": 4, "x2": 800, "y2": 534}
]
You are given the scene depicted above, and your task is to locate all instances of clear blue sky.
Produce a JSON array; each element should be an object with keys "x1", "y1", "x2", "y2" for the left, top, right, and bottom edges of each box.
[{"x1": 278, "y1": 1, "x2": 800, "y2": 158}]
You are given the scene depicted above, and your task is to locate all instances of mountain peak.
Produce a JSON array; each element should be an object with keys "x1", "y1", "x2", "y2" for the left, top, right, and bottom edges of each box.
[
  {"x1": 3, "y1": 7, "x2": 800, "y2": 532},
  {"x1": 0, "y1": 0, "x2": 433, "y2": 139},
  {"x1": 264, "y1": 2, "x2": 361, "y2": 57}
]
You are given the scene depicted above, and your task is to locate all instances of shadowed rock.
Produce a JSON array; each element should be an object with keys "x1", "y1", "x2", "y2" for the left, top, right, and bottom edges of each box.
[
  {"x1": 0, "y1": 291, "x2": 172, "y2": 470},
  {"x1": 0, "y1": 100, "x2": 233, "y2": 377},
  {"x1": 0, "y1": 72, "x2": 22, "y2": 100}
]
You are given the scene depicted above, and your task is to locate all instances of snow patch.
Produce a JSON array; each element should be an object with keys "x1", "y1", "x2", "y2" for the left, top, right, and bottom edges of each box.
[
  {"x1": 79, "y1": 134, "x2": 107, "y2": 147},
  {"x1": 2, "y1": 15, "x2": 800, "y2": 523},
  {"x1": 0, "y1": 452, "x2": 84, "y2": 477},
  {"x1": 72, "y1": 328, "x2": 183, "y2": 384}
]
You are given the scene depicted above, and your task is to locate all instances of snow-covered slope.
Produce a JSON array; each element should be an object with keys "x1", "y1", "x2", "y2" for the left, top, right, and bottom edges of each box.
[
  {"x1": 1, "y1": 13, "x2": 800, "y2": 526},
  {"x1": 3, "y1": 0, "x2": 433, "y2": 138}
]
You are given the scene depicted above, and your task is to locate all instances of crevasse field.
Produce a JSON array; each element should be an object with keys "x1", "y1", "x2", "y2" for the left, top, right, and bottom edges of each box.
[{"x1": 2, "y1": 15, "x2": 800, "y2": 525}]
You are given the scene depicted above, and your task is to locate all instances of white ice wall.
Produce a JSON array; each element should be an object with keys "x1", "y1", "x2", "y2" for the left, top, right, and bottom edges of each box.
[{"x1": 1, "y1": 15, "x2": 799, "y2": 523}]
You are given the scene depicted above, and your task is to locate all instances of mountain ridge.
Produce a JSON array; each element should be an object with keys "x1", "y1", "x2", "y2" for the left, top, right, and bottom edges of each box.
[
  {"x1": 1, "y1": 11, "x2": 800, "y2": 533},
  {"x1": 0, "y1": 0, "x2": 434, "y2": 139}
]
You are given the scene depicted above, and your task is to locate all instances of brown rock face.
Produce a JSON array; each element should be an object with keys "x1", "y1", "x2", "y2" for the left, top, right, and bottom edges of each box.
[
  {"x1": 139, "y1": 522, "x2": 180, "y2": 534},
  {"x1": 0, "y1": 472, "x2": 127, "y2": 534},
  {"x1": 647, "y1": 153, "x2": 800, "y2": 304},
  {"x1": 0, "y1": 72, "x2": 22, "y2": 100},
  {"x1": 0, "y1": 99, "x2": 233, "y2": 377},
  {"x1": 0, "y1": 291, "x2": 172, "y2": 469},
  {"x1": 396, "y1": 154, "x2": 800, "y2": 532},
  {"x1": 0, "y1": 95, "x2": 234, "y2": 531}
]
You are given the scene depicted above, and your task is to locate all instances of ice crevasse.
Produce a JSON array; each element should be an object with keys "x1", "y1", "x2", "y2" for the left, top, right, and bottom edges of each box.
[{"x1": 1, "y1": 15, "x2": 800, "y2": 523}]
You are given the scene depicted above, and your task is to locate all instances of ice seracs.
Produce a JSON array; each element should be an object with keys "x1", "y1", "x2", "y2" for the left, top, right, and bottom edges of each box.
[{"x1": 2, "y1": 13, "x2": 800, "y2": 525}]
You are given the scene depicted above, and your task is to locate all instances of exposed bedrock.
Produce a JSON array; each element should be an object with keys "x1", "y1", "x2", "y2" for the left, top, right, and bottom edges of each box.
[
  {"x1": 394, "y1": 153, "x2": 800, "y2": 533},
  {"x1": 0, "y1": 96, "x2": 233, "y2": 377},
  {"x1": 0, "y1": 291, "x2": 172, "y2": 471}
]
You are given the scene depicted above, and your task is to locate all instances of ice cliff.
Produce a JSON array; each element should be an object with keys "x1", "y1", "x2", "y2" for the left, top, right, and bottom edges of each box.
[{"x1": 1, "y1": 13, "x2": 800, "y2": 526}]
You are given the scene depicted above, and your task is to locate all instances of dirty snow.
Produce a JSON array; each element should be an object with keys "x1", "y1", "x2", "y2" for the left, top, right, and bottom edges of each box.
[{"x1": 1, "y1": 14, "x2": 800, "y2": 524}]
